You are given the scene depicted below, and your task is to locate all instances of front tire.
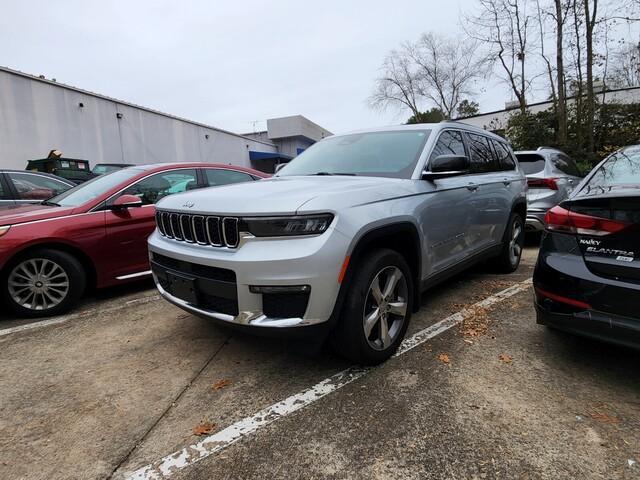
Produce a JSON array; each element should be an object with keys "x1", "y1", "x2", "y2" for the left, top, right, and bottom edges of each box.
[
  {"x1": 495, "y1": 212, "x2": 524, "y2": 273},
  {"x1": 331, "y1": 248, "x2": 413, "y2": 365},
  {"x1": 2, "y1": 249, "x2": 86, "y2": 318}
]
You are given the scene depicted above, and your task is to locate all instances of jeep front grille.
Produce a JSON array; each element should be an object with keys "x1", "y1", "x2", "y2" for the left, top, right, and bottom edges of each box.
[{"x1": 156, "y1": 211, "x2": 239, "y2": 248}]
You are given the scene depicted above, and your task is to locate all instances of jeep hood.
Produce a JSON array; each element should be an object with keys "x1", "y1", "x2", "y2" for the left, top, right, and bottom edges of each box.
[{"x1": 156, "y1": 176, "x2": 415, "y2": 215}]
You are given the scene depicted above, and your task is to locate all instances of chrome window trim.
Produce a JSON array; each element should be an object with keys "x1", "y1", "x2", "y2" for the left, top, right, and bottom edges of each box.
[{"x1": 6, "y1": 171, "x2": 75, "y2": 188}]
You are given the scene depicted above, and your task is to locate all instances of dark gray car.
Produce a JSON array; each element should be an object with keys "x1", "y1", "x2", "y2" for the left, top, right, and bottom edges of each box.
[{"x1": 515, "y1": 147, "x2": 582, "y2": 232}]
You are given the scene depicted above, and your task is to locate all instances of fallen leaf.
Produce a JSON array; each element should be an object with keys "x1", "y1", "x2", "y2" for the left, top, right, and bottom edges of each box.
[
  {"x1": 499, "y1": 353, "x2": 513, "y2": 363},
  {"x1": 193, "y1": 422, "x2": 216, "y2": 436},
  {"x1": 437, "y1": 353, "x2": 450, "y2": 364},
  {"x1": 212, "y1": 379, "x2": 232, "y2": 390},
  {"x1": 458, "y1": 305, "x2": 492, "y2": 337},
  {"x1": 588, "y1": 411, "x2": 620, "y2": 424}
]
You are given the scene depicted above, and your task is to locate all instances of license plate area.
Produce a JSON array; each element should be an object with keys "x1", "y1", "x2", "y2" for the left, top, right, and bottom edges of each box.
[{"x1": 167, "y1": 271, "x2": 198, "y2": 304}]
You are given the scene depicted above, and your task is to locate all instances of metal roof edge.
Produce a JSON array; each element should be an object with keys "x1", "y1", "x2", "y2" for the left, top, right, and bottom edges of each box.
[{"x1": 0, "y1": 65, "x2": 276, "y2": 148}]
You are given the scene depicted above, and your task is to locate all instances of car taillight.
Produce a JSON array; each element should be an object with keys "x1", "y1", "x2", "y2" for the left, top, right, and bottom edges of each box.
[
  {"x1": 527, "y1": 178, "x2": 558, "y2": 190},
  {"x1": 544, "y1": 205, "x2": 630, "y2": 236}
]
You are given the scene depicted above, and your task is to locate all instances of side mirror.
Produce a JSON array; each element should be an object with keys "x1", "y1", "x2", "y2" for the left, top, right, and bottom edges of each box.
[
  {"x1": 274, "y1": 163, "x2": 286, "y2": 174},
  {"x1": 422, "y1": 155, "x2": 470, "y2": 181},
  {"x1": 112, "y1": 194, "x2": 143, "y2": 209}
]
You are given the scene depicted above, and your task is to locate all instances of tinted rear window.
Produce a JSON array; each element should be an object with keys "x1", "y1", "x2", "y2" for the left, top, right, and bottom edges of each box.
[{"x1": 515, "y1": 153, "x2": 546, "y2": 175}]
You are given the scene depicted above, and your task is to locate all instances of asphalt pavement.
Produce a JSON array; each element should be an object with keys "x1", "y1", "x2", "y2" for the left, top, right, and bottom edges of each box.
[{"x1": 0, "y1": 245, "x2": 638, "y2": 480}]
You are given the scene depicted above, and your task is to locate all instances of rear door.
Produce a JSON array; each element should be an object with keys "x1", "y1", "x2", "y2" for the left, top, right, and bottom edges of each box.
[
  {"x1": 464, "y1": 133, "x2": 511, "y2": 250},
  {"x1": 550, "y1": 151, "x2": 581, "y2": 196},
  {"x1": 0, "y1": 173, "x2": 15, "y2": 207},
  {"x1": 102, "y1": 168, "x2": 199, "y2": 280}
]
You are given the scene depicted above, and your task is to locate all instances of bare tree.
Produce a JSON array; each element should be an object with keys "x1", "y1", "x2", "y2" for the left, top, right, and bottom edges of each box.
[
  {"x1": 369, "y1": 34, "x2": 485, "y2": 120},
  {"x1": 405, "y1": 33, "x2": 487, "y2": 119},
  {"x1": 369, "y1": 49, "x2": 422, "y2": 119},
  {"x1": 608, "y1": 42, "x2": 640, "y2": 87},
  {"x1": 554, "y1": 0, "x2": 570, "y2": 144},
  {"x1": 583, "y1": 0, "x2": 598, "y2": 156},
  {"x1": 464, "y1": 0, "x2": 534, "y2": 113}
]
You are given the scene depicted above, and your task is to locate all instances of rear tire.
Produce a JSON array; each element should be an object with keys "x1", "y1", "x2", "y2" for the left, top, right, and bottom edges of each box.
[
  {"x1": 331, "y1": 248, "x2": 413, "y2": 365},
  {"x1": 495, "y1": 212, "x2": 524, "y2": 273},
  {"x1": 1, "y1": 249, "x2": 86, "y2": 318}
]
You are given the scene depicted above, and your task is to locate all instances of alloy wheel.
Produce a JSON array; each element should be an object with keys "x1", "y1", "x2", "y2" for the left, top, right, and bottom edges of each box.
[
  {"x1": 509, "y1": 219, "x2": 523, "y2": 265},
  {"x1": 8, "y1": 258, "x2": 70, "y2": 311},
  {"x1": 363, "y1": 266, "x2": 408, "y2": 350}
]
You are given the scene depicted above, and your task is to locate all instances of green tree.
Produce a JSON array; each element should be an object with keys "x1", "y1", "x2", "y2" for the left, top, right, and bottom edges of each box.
[
  {"x1": 455, "y1": 100, "x2": 480, "y2": 118},
  {"x1": 406, "y1": 108, "x2": 445, "y2": 124},
  {"x1": 505, "y1": 102, "x2": 640, "y2": 173}
]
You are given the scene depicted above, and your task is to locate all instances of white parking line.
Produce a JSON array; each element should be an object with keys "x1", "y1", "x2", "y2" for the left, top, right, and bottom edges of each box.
[
  {"x1": 122, "y1": 278, "x2": 532, "y2": 480},
  {"x1": 0, "y1": 294, "x2": 160, "y2": 338}
]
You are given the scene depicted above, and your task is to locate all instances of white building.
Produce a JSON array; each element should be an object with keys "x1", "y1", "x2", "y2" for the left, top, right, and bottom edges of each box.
[
  {"x1": 460, "y1": 86, "x2": 640, "y2": 132},
  {"x1": 0, "y1": 66, "x2": 331, "y2": 173}
]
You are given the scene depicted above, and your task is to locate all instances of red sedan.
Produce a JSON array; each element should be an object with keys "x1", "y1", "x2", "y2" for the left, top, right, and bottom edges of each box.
[{"x1": 0, "y1": 163, "x2": 268, "y2": 317}]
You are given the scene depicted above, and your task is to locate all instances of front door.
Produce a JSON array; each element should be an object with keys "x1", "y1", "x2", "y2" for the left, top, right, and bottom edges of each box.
[
  {"x1": 418, "y1": 130, "x2": 476, "y2": 276},
  {"x1": 103, "y1": 168, "x2": 199, "y2": 281}
]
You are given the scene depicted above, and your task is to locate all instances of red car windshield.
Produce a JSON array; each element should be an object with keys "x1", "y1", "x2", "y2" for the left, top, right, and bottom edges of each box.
[{"x1": 49, "y1": 168, "x2": 144, "y2": 207}]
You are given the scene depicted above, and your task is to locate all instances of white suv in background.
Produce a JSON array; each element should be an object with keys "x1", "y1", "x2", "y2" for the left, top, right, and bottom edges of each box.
[{"x1": 148, "y1": 123, "x2": 526, "y2": 364}]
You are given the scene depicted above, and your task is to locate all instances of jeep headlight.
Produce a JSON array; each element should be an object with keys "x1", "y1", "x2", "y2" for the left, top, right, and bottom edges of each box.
[{"x1": 243, "y1": 214, "x2": 334, "y2": 237}]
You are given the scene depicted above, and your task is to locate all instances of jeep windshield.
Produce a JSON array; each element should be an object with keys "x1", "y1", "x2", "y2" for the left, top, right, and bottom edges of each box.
[
  {"x1": 48, "y1": 168, "x2": 144, "y2": 207},
  {"x1": 278, "y1": 130, "x2": 431, "y2": 179}
]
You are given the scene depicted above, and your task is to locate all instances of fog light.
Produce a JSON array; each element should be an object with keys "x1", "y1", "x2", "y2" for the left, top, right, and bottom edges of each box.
[{"x1": 249, "y1": 285, "x2": 311, "y2": 294}]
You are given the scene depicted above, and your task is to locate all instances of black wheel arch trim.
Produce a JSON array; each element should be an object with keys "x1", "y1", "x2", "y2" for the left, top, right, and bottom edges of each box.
[{"x1": 327, "y1": 222, "x2": 423, "y2": 333}]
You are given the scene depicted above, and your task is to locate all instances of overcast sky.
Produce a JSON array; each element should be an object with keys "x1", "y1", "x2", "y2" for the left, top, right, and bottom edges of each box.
[{"x1": 2, "y1": 0, "x2": 512, "y2": 135}]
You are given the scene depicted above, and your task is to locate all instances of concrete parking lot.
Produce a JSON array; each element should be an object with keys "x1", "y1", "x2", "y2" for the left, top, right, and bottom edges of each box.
[{"x1": 1, "y1": 245, "x2": 639, "y2": 480}]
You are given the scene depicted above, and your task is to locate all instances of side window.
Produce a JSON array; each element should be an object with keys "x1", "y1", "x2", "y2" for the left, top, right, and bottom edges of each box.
[
  {"x1": 429, "y1": 130, "x2": 466, "y2": 161},
  {"x1": 0, "y1": 176, "x2": 7, "y2": 199},
  {"x1": 205, "y1": 169, "x2": 254, "y2": 186},
  {"x1": 552, "y1": 153, "x2": 581, "y2": 177},
  {"x1": 7, "y1": 173, "x2": 71, "y2": 200},
  {"x1": 122, "y1": 169, "x2": 198, "y2": 205},
  {"x1": 466, "y1": 133, "x2": 500, "y2": 173},
  {"x1": 492, "y1": 140, "x2": 516, "y2": 171}
]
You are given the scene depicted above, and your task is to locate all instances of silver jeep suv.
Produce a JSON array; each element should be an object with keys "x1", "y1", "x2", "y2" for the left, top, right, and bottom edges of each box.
[{"x1": 148, "y1": 123, "x2": 526, "y2": 364}]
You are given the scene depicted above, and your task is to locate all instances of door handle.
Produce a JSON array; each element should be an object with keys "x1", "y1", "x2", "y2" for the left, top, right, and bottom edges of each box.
[
  {"x1": 467, "y1": 183, "x2": 479, "y2": 191},
  {"x1": 503, "y1": 179, "x2": 511, "y2": 186}
]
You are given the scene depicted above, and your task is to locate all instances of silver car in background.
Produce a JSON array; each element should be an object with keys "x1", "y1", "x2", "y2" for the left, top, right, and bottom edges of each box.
[
  {"x1": 149, "y1": 122, "x2": 527, "y2": 365},
  {"x1": 514, "y1": 147, "x2": 582, "y2": 232}
]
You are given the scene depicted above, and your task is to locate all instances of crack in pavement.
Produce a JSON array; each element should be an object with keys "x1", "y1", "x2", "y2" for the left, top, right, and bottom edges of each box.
[{"x1": 106, "y1": 333, "x2": 233, "y2": 480}]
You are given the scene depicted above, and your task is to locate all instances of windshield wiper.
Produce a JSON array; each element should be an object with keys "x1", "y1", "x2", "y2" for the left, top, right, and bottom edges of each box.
[
  {"x1": 311, "y1": 172, "x2": 357, "y2": 176},
  {"x1": 41, "y1": 200, "x2": 60, "y2": 206}
]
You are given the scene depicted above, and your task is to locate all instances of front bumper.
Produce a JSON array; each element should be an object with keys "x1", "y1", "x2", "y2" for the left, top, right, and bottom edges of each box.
[{"x1": 148, "y1": 227, "x2": 350, "y2": 329}]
